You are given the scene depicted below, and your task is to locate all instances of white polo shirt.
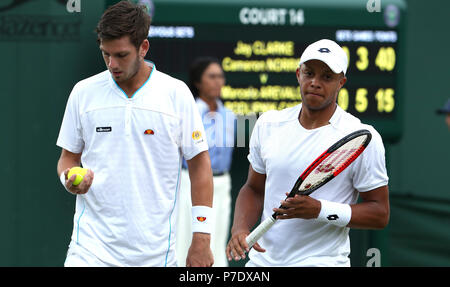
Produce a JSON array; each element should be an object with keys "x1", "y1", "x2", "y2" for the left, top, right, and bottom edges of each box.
[
  {"x1": 56, "y1": 62, "x2": 208, "y2": 266},
  {"x1": 246, "y1": 104, "x2": 388, "y2": 267}
]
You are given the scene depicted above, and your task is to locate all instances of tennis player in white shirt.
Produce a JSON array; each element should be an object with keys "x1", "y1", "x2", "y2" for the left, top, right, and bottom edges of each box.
[
  {"x1": 226, "y1": 39, "x2": 390, "y2": 267},
  {"x1": 56, "y1": 1, "x2": 214, "y2": 267}
]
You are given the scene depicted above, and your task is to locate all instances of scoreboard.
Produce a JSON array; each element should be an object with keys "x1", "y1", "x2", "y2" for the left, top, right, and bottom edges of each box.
[{"x1": 123, "y1": 0, "x2": 406, "y2": 142}]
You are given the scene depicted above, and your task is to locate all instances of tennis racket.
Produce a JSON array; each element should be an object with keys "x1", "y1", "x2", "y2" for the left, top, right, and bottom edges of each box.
[{"x1": 245, "y1": 129, "x2": 372, "y2": 248}]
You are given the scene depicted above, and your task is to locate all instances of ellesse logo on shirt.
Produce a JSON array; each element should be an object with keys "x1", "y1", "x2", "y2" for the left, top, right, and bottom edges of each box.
[
  {"x1": 96, "y1": 127, "x2": 112, "y2": 132},
  {"x1": 196, "y1": 216, "x2": 207, "y2": 222},
  {"x1": 144, "y1": 129, "x2": 155, "y2": 135}
]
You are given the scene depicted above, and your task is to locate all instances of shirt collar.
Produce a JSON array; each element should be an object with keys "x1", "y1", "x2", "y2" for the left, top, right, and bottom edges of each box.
[
  {"x1": 298, "y1": 103, "x2": 343, "y2": 126},
  {"x1": 108, "y1": 61, "x2": 156, "y2": 100}
]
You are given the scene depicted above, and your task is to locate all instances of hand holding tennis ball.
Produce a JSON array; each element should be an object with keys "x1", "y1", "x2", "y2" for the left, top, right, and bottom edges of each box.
[
  {"x1": 68, "y1": 167, "x2": 88, "y2": 186},
  {"x1": 63, "y1": 167, "x2": 94, "y2": 194}
]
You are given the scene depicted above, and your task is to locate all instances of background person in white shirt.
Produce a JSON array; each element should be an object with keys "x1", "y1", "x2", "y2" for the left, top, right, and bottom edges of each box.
[
  {"x1": 56, "y1": 1, "x2": 214, "y2": 267},
  {"x1": 176, "y1": 57, "x2": 236, "y2": 267},
  {"x1": 226, "y1": 39, "x2": 390, "y2": 267}
]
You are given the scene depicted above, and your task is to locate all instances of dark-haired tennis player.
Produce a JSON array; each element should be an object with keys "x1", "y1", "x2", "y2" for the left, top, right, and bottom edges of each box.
[
  {"x1": 56, "y1": 1, "x2": 214, "y2": 267},
  {"x1": 226, "y1": 39, "x2": 390, "y2": 267}
]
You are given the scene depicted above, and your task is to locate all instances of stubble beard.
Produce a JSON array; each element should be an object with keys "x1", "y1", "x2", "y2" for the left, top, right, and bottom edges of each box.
[{"x1": 114, "y1": 55, "x2": 142, "y2": 84}]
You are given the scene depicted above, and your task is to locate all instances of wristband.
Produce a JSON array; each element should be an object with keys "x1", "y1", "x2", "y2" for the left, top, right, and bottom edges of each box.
[
  {"x1": 191, "y1": 206, "x2": 213, "y2": 234},
  {"x1": 60, "y1": 172, "x2": 67, "y2": 187},
  {"x1": 59, "y1": 172, "x2": 72, "y2": 193},
  {"x1": 317, "y1": 199, "x2": 352, "y2": 227}
]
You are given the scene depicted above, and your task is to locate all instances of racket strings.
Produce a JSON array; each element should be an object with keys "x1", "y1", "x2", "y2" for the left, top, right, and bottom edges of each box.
[
  {"x1": 298, "y1": 135, "x2": 368, "y2": 192},
  {"x1": 328, "y1": 136, "x2": 367, "y2": 171},
  {"x1": 334, "y1": 144, "x2": 366, "y2": 175}
]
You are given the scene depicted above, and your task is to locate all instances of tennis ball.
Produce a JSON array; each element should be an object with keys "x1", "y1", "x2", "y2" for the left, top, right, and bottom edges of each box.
[{"x1": 67, "y1": 167, "x2": 88, "y2": 186}]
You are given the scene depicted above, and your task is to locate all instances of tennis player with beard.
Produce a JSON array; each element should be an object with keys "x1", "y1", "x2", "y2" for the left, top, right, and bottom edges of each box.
[{"x1": 56, "y1": 1, "x2": 214, "y2": 267}]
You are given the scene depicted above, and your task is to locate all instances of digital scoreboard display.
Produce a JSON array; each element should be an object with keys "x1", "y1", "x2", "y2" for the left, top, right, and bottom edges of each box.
[{"x1": 129, "y1": 0, "x2": 406, "y2": 141}]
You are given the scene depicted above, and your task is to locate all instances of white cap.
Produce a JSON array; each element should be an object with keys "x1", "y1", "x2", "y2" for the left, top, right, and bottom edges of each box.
[{"x1": 299, "y1": 39, "x2": 348, "y2": 75}]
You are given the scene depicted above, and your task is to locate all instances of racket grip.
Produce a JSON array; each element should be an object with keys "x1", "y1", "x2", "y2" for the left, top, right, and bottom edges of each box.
[{"x1": 245, "y1": 216, "x2": 276, "y2": 248}]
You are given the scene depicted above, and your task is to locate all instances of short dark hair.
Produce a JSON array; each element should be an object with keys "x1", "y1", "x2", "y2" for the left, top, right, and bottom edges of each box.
[
  {"x1": 189, "y1": 57, "x2": 222, "y2": 98},
  {"x1": 96, "y1": 1, "x2": 151, "y2": 49}
]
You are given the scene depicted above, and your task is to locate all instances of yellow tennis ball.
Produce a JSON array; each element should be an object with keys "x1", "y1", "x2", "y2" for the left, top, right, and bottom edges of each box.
[{"x1": 68, "y1": 167, "x2": 88, "y2": 186}]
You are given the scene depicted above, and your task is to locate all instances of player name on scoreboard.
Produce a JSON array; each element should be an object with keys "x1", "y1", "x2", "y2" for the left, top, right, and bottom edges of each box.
[{"x1": 220, "y1": 35, "x2": 397, "y2": 118}]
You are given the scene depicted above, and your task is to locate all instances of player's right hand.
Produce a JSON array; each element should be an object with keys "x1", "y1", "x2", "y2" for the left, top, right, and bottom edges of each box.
[
  {"x1": 226, "y1": 229, "x2": 266, "y2": 261},
  {"x1": 63, "y1": 168, "x2": 94, "y2": 195}
]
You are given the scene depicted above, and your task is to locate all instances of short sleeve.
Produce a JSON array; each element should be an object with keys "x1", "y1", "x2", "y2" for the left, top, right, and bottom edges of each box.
[
  {"x1": 178, "y1": 83, "x2": 208, "y2": 160},
  {"x1": 352, "y1": 127, "x2": 389, "y2": 192},
  {"x1": 56, "y1": 84, "x2": 84, "y2": 153},
  {"x1": 247, "y1": 116, "x2": 266, "y2": 174}
]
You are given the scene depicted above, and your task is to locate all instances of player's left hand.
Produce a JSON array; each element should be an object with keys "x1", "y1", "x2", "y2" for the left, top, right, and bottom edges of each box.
[
  {"x1": 186, "y1": 232, "x2": 214, "y2": 267},
  {"x1": 273, "y1": 193, "x2": 321, "y2": 220}
]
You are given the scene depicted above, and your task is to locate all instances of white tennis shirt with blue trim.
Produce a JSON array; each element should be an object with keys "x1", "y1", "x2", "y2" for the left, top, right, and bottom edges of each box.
[
  {"x1": 56, "y1": 62, "x2": 208, "y2": 266},
  {"x1": 246, "y1": 104, "x2": 389, "y2": 267}
]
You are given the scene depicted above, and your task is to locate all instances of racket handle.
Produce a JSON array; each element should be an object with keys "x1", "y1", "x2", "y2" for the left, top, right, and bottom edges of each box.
[{"x1": 245, "y1": 216, "x2": 276, "y2": 248}]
